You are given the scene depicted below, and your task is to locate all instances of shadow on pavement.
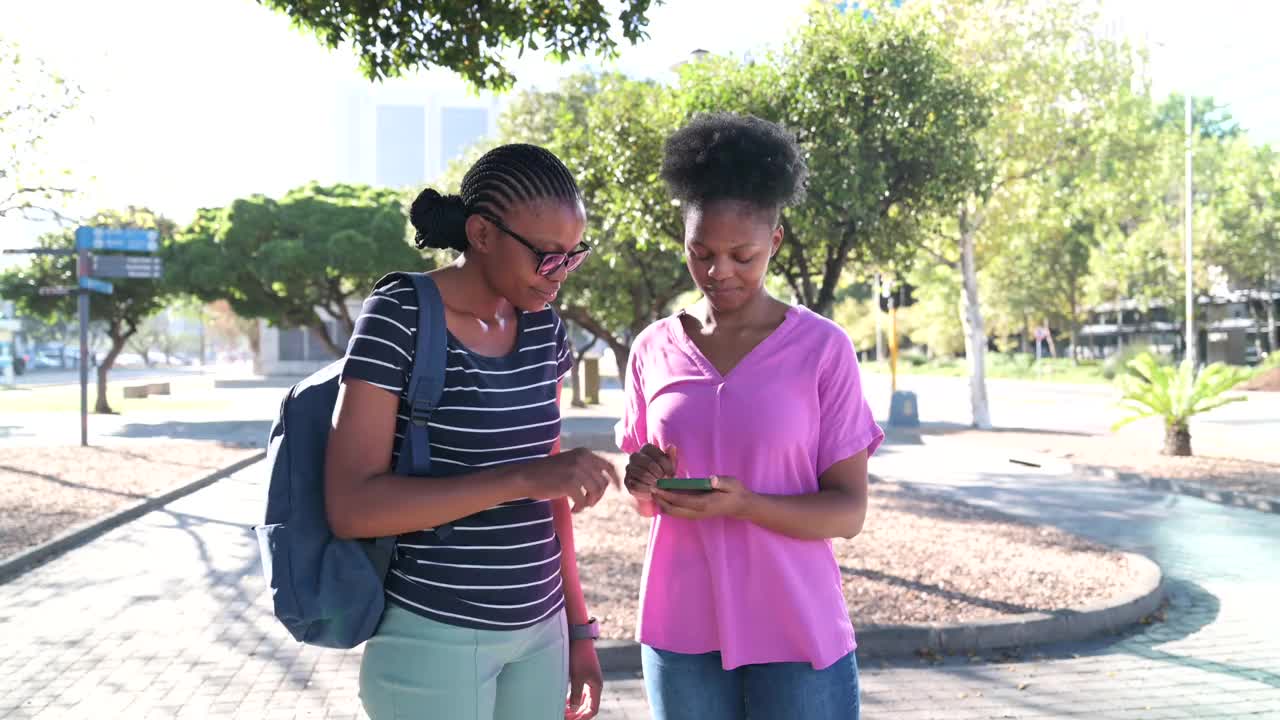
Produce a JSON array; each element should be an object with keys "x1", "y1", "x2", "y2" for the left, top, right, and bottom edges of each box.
[{"x1": 115, "y1": 420, "x2": 272, "y2": 447}]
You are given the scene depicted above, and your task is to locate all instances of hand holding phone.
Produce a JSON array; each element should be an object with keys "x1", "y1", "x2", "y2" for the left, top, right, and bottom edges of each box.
[{"x1": 624, "y1": 444, "x2": 679, "y2": 501}]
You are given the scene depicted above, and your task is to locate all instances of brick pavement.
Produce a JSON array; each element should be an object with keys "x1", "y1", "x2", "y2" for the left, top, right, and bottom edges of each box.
[{"x1": 0, "y1": 441, "x2": 1276, "y2": 719}]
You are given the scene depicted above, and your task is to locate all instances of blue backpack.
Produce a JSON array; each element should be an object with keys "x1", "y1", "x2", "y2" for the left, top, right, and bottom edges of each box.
[{"x1": 254, "y1": 272, "x2": 447, "y2": 649}]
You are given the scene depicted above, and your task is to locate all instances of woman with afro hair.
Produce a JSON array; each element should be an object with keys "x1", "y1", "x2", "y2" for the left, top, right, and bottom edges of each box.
[{"x1": 616, "y1": 113, "x2": 883, "y2": 720}]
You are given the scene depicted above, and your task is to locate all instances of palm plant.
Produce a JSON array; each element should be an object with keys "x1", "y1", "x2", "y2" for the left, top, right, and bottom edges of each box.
[{"x1": 1113, "y1": 352, "x2": 1251, "y2": 456}]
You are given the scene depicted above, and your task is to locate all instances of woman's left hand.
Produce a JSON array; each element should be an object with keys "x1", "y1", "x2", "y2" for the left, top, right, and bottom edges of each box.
[
  {"x1": 651, "y1": 476, "x2": 753, "y2": 520},
  {"x1": 566, "y1": 638, "x2": 603, "y2": 720}
]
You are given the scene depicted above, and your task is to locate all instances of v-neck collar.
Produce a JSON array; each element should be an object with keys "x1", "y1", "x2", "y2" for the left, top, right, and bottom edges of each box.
[{"x1": 671, "y1": 305, "x2": 801, "y2": 382}]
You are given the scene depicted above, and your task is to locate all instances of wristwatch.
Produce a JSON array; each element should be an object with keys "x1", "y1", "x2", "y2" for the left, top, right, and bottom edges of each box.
[{"x1": 568, "y1": 617, "x2": 600, "y2": 641}]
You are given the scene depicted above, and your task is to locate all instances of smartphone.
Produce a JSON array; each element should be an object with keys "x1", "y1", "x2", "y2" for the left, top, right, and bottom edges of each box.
[{"x1": 656, "y1": 477, "x2": 714, "y2": 491}]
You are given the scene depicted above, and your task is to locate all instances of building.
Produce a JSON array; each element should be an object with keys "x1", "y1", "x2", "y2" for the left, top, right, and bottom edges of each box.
[
  {"x1": 256, "y1": 75, "x2": 503, "y2": 376},
  {"x1": 1078, "y1": 289, "x2": 1279, "y2": 365}
]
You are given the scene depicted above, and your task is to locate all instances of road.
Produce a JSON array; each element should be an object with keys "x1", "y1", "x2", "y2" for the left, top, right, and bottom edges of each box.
[{"x1": 862, "y1": 373, "x2": 1280, "y2": 463}]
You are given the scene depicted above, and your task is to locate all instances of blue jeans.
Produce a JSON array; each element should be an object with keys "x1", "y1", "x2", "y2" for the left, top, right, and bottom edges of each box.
[{"x1": 641, "y1": 645, "x2": 859, "y2": 720}]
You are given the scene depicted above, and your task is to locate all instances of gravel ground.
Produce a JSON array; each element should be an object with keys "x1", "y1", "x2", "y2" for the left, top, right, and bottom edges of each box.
[
  {"x1": 574, "y1": 454, "x2": 1135, "y2": 640},
  {"x1": 911, "y1": 427, "x2": 1280, "y2": 498},
  {"x1": 0, "y1": 441, "x2": 262, "y2": 561}
]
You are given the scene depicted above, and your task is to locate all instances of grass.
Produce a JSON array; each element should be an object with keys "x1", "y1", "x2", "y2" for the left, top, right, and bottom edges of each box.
[
  {"x1": 0, "y1": 378, "x2": 239, "y2": 414},
  {"x1": 862, "y1": 353, "x2": 1114, "y2": 385}
]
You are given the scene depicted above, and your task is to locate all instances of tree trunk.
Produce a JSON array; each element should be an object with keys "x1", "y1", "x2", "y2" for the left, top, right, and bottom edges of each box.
[
  {"x1": 959, "y1": 226, "x2": 992, "y2": 429},
  {"x1": 1163, "y1": 422, "x2": 1191, "y2": 457},
  {"x1": 1266, "y1": 267, "x2": 1277, "y2": 354},
  {"x1": 309, "y1": 320, "x2": 344, "y2": 359},
  {"x1": 559, "y1": 306, "x2": 631, "y2": 380},
  {"x1": 1020, "y1": 313, "x2": 1029, "y2": 355},
  {"x1": 95, "y1": 332, "x2": 131, "y2": 414},
  {"x1": 569, "y1": 353, "x2": 585, "y2": 408},
  {"x1": 1116, "y1": 305, "x2": 1124, "y2": 354}
]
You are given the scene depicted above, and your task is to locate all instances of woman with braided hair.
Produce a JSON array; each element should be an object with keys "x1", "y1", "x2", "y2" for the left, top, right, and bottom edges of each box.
[{"x1": 326, "y1": 144, "x2": 619, "y2": 720}]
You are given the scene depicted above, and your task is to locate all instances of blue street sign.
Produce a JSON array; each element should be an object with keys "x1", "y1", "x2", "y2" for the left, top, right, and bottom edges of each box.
[
  {"x1": 79, "y1": 276, "x2": 114, "y2": 295},
  {"x1": 74, "y1": 227, "x2": 159, "y2": 253}
]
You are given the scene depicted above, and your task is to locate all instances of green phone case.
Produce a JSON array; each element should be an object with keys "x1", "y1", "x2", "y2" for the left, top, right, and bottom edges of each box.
[{"x1": 657, "y1": 477, "x2": 714, "y2": 491}]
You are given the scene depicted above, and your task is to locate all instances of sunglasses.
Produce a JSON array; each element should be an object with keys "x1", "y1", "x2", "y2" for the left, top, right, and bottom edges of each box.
[{"x1": 479, "y1": 213, "x2": 591, "y2": 278}]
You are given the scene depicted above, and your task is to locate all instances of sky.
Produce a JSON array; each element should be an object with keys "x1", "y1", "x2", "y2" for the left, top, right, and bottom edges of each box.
[{"x1": 2, "y1": 0, "x2": 1278, "y2": 264}]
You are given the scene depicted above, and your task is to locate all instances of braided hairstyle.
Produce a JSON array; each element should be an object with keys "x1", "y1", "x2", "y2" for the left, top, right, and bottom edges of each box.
[{"x1": 410, "y1": 144, "x2": 583, "y2": 252}]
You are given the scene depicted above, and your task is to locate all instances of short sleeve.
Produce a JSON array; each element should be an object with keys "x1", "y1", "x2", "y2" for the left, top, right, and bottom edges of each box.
[
  {"x1": 340, "y1": 279, "x2": 418, "y2": 396},
  {"x1": 553, "y1": 314, "x2": 574, "y2": 383},
  {"x1": 816, "y1": 332, "x2": 884, "y2": 476},
  {"x1": 614, "y1": 346, "x2": 648, "y2": 454}
]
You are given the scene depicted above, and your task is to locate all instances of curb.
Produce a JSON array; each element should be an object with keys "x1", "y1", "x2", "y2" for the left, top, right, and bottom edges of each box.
[
  {"x1": 596, "y1": 552, "x2": 1163, "y2": 671},
  {"x1": 0, "y1": 451, "x2": 267, "y2": 585},
  {"x1": 1074, "y1": 464, "x2": 1280, "y2": 515}
]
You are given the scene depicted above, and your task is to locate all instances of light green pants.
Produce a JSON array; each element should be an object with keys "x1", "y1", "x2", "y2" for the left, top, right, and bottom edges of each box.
[{"x1": 359, "y1": 603, "x2": 569, "y2": 720}]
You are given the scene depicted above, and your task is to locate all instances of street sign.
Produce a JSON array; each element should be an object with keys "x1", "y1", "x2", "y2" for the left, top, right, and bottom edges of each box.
[
  {"x1": 2, "y1": 248, "x2": 77, "y2": 256},
  {"x1": 78, "y1": 276, "x2": 114, "y2": 294},
  {"x1": 92, "y1": 255, "x2": 164, "y2": 279},
  {"x1": 38, "y1": 286, "x2": 76, "y2": 296},
  {"x1": 74, "y1": 227, "x2": 159, "y2": 253}
]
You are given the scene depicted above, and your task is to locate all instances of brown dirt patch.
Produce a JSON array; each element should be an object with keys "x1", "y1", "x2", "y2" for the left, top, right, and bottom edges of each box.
[
  {"x1": 574, "y1": 454, "x2": 1135, "y2": 640},
  {"x1": 1241, "y1": 367, "x2": 1280, "y2": 392},
  {"x1": 0, "y1": 441, "x2": 262, "y2": 561}
]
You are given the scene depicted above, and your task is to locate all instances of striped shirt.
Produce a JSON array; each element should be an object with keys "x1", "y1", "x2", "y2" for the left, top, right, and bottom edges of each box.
[{"x1": 340, "y1": 276, "x2": 574, "y2": 630}]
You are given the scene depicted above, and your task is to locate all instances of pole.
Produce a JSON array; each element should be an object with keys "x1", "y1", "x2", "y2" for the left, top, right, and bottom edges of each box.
[
  {"x1": 875, "y1": 276, "x2": 884, "y2": 363},
  {"x1": 1184, "y1": 92, "x2": 1196, "y2": 367},
  {"x1": 198, "y1": 304, "x2": 207, "y2": 371},
  {"x1": 889, "y1": 298, "x2": 899, "y2": 394},
  {"x1": 77, "y1": 247, "x2": 90, "y2": 447}
]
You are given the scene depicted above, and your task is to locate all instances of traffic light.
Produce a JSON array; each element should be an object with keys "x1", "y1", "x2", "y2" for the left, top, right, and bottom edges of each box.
[{"x1": 878, "y1": 281, "x2": 916, "y2": 312}]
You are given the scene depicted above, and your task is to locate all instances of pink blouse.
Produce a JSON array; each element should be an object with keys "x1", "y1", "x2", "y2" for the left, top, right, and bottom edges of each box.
[{"x1": 615, "y1": 306, "x2": 884, "y2": 670}]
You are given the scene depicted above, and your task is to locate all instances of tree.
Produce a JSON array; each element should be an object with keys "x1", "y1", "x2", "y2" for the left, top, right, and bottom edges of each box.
[
  {"x1": 436, "y1": 73, "x2": 690, "y2": 377},
  {"x1": 262, "y1": 0, "x2": 656, "y2": 90},
  {"x1": 913, "y1": 0, "x2": 1140, "y2": 428},
  {"x1": 1154, "y1": 94, "x2": 1241, "y2": 141},
  {"x1": 205, "y1": 299, "x2": 260, "y2": 360},
  {"x1": 0, "y1": 37, "x2": 80, "y2": 220},
  {"x1": 0, "y1": 208, "x2": 175, "y2": 412},
  {"x1": 127, "y1": 299, "x2": 202, "y2": 366},
  {"x1": 676, "y1": 3, "x2": 990, "y2": 317},
  {"x1": 166, "y1": 183, "x2": 420, "y2": 357},
  {"x1": 1083, "y1": 93, "x2": 1230, "y2": 362},
  {"x1": 1206, "y1": 139, "x2": 1280, "y2": 353}
]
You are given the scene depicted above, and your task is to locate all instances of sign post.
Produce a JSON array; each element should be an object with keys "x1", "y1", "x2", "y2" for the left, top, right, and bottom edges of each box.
[
  {"x1": 4, "y1": 227, "x2": 161, "y2": 446},
  {"x1": 78, "y1": 244, "x2": 91, "y2": 446}
]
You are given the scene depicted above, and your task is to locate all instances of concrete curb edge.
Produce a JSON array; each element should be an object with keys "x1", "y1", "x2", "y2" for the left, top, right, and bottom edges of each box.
[
  {"x1": 595, "y1": 552, "x2": 1164, "y2": 672},
  {"x1": 0, "y1": 450, "x2": 267, "y2": 585},
  {"x1": 1074, "y1": 464, "x2": 1280, "y2": 515}
]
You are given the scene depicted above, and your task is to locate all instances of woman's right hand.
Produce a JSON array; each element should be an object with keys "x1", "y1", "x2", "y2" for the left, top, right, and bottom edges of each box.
[
  {"x1": 624, "y1": 444, "x2": 677, "y2": 503},
  {"x1": 523, "y1": 448, "x2": 620, "y2": 512}
]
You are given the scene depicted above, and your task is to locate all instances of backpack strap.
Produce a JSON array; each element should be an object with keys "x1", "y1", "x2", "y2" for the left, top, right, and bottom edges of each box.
[{"x1": 396, "y1": 272, "x2": 448, "y2": 478}]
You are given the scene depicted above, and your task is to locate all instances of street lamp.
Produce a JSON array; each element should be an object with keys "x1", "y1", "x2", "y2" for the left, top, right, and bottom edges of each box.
[{"x1": 1184, "y1": 92, "x2": 1195, "y2": 367}]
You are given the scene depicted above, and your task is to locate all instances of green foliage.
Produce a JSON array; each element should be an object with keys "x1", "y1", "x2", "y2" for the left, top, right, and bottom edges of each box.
[
  {"x1": 676, "y1": 3, "x2": 991, "y2": 315},
  {"x1": 1113, "y1": 352, "x2": 1251, "y2": 455},
  {"x1": 261, "y1": 0, "x2": 655, "y2": 90},
  {"x1": 1153, "y1": 94, "x2": 1242, "y2": 140},
  {"x1": 435, "y1": 73, "x2": 690, "y2": 375},
  {"x1": 166, "y1": 183, "x2": 420, "y2": 355},
  {"x1": 0, "y1": 207, "x2": 177, "y2": 412},
  {"x1": 1101, "y1": 343, "x2": 1158, "y2": 381},
  {"x1": 1, "y1": 37, "x2": 81, "y2": 219}
]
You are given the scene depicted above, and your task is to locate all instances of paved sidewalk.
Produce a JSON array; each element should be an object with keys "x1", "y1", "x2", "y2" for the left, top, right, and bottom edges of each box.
[{"x1": 1, "y1": 443, "x2": 1277, "y2": 719}]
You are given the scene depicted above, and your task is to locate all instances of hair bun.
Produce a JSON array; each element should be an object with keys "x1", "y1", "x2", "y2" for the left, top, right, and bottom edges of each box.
[{"x1": 410, "y1": 188, "x2": 469, "y2": 251}]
